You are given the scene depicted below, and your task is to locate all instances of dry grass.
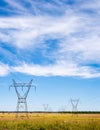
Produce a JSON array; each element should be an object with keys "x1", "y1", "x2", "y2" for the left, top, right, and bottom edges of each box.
[{"x1": 0, "y1": 113, "x2": 100, "y2": 130}]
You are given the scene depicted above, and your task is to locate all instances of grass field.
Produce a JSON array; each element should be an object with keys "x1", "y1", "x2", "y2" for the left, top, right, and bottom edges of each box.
[{"x1": 0, "y1": 113, "x2": 100, "y2": 130}]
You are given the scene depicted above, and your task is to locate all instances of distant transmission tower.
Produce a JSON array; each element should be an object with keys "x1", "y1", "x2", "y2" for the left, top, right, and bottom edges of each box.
[
  {"x1": 71, "y1": 98, "x2": 79, "y2": 115},
  {"x1": 59, "y1": 106, "x2": 66, "y2": 112},
  {"x1": 10, "y1": 79, "x2": 36, "y2": 118},
  {"x1": 43, "y1": 104, "x2": 49, "y2": 112}
]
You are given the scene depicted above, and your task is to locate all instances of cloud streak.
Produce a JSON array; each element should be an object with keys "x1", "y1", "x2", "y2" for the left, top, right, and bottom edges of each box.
[
  {"x1": 0, "y1": 14, "x2": 79, "y2": 48},
  {"x1": 0, "y1": 62, "x2": 10, "y2": 76},
  {"x1": 11, "y1": 62, "x2": 100, "y2": 78}
]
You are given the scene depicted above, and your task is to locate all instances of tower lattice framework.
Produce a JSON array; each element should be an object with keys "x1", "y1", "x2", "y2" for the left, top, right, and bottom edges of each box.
[
  {"x1": 71, "y1": 98, "x2": 79, "y2": 115},
  {"x1": 11, "y1": 79, "x2": 35, "y2": 118}
]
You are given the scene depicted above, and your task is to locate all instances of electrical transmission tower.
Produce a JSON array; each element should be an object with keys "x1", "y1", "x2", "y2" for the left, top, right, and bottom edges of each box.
[
  {"x1": 71, "y1": 98, "x2": 79, "y2": 115},
  {"x1": 43, "y1": 104, "x2": 49, "y2": 112},
  {"x1": 59, "y1": 106, "x2": 67, "y2": 112},
  {"x1": 10, "y1": 79, "x2": 36, "y2": 118}
]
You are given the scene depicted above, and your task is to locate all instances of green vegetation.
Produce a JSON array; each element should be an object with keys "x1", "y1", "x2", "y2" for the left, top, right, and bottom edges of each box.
[{"x1": 0, "y1": 113, "x2": 100, "y2": 130}]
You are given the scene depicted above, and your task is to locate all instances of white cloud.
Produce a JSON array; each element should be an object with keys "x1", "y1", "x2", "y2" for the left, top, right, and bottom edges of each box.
[
  {"x1": 0, "y1": 14, "x2": 79, "y2": 49},
  {"x1": 80, "y1": 0, "x2": 100, "y2": 13},
  {"x1": 58, "y1": 35, "x2": 100, "y2": 65},
  {"x1": 0, "y1": 32, "x2": 10, "y2": 43},
  {"x1": 0, "y1": 0, "x2": 100, "y2": 78},
  {"x1": 0, "y1": 62, "x2": 10, "y2": 76},
  {"x1": 11, "y1": 62, "x2": 100, "y2": 78}
]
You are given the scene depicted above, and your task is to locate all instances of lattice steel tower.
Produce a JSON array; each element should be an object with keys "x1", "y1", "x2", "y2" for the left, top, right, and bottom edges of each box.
[
  {"x1": 10, "y1": 79, "x2": 36, "y2": 118},
  {"x1": 43, "y1": 104, "x2": 49, "y2": 111},
  {"x1": 71, "y1": 98, "x2": 79, "y2": 113}
]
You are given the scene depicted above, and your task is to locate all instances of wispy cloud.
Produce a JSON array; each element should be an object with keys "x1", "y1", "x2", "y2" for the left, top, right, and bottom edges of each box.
[
  {"x1": 11, "y1": 62, "x2": 100, "y2": 78},
  {"x1": 0, "y1": 62, "x2": 9, "y2": 76},
  {"x1": 0, "y1": 14, "x2": 79, "y2": 48},
  {"x1": 0, "y1": 0, "x2": 100, "y2": 78},
  {"x1": 3, "y1": 0, "x2": 30, "y2": 16}
]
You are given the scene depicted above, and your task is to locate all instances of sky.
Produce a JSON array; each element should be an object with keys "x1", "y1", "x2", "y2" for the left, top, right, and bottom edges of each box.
[{"x1": 0, "y1": 0, "x2": 100, "y2": 111}]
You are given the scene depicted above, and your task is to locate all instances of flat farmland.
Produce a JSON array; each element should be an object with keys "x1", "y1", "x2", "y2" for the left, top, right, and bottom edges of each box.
[{"x1": 0, "y1": 113, "x2": 100, "y2": 130}]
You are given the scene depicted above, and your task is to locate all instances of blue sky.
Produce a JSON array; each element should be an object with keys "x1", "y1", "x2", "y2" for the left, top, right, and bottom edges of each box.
[{"x1": 0, "y1": 0, "x2": 100, "y2": 111}]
